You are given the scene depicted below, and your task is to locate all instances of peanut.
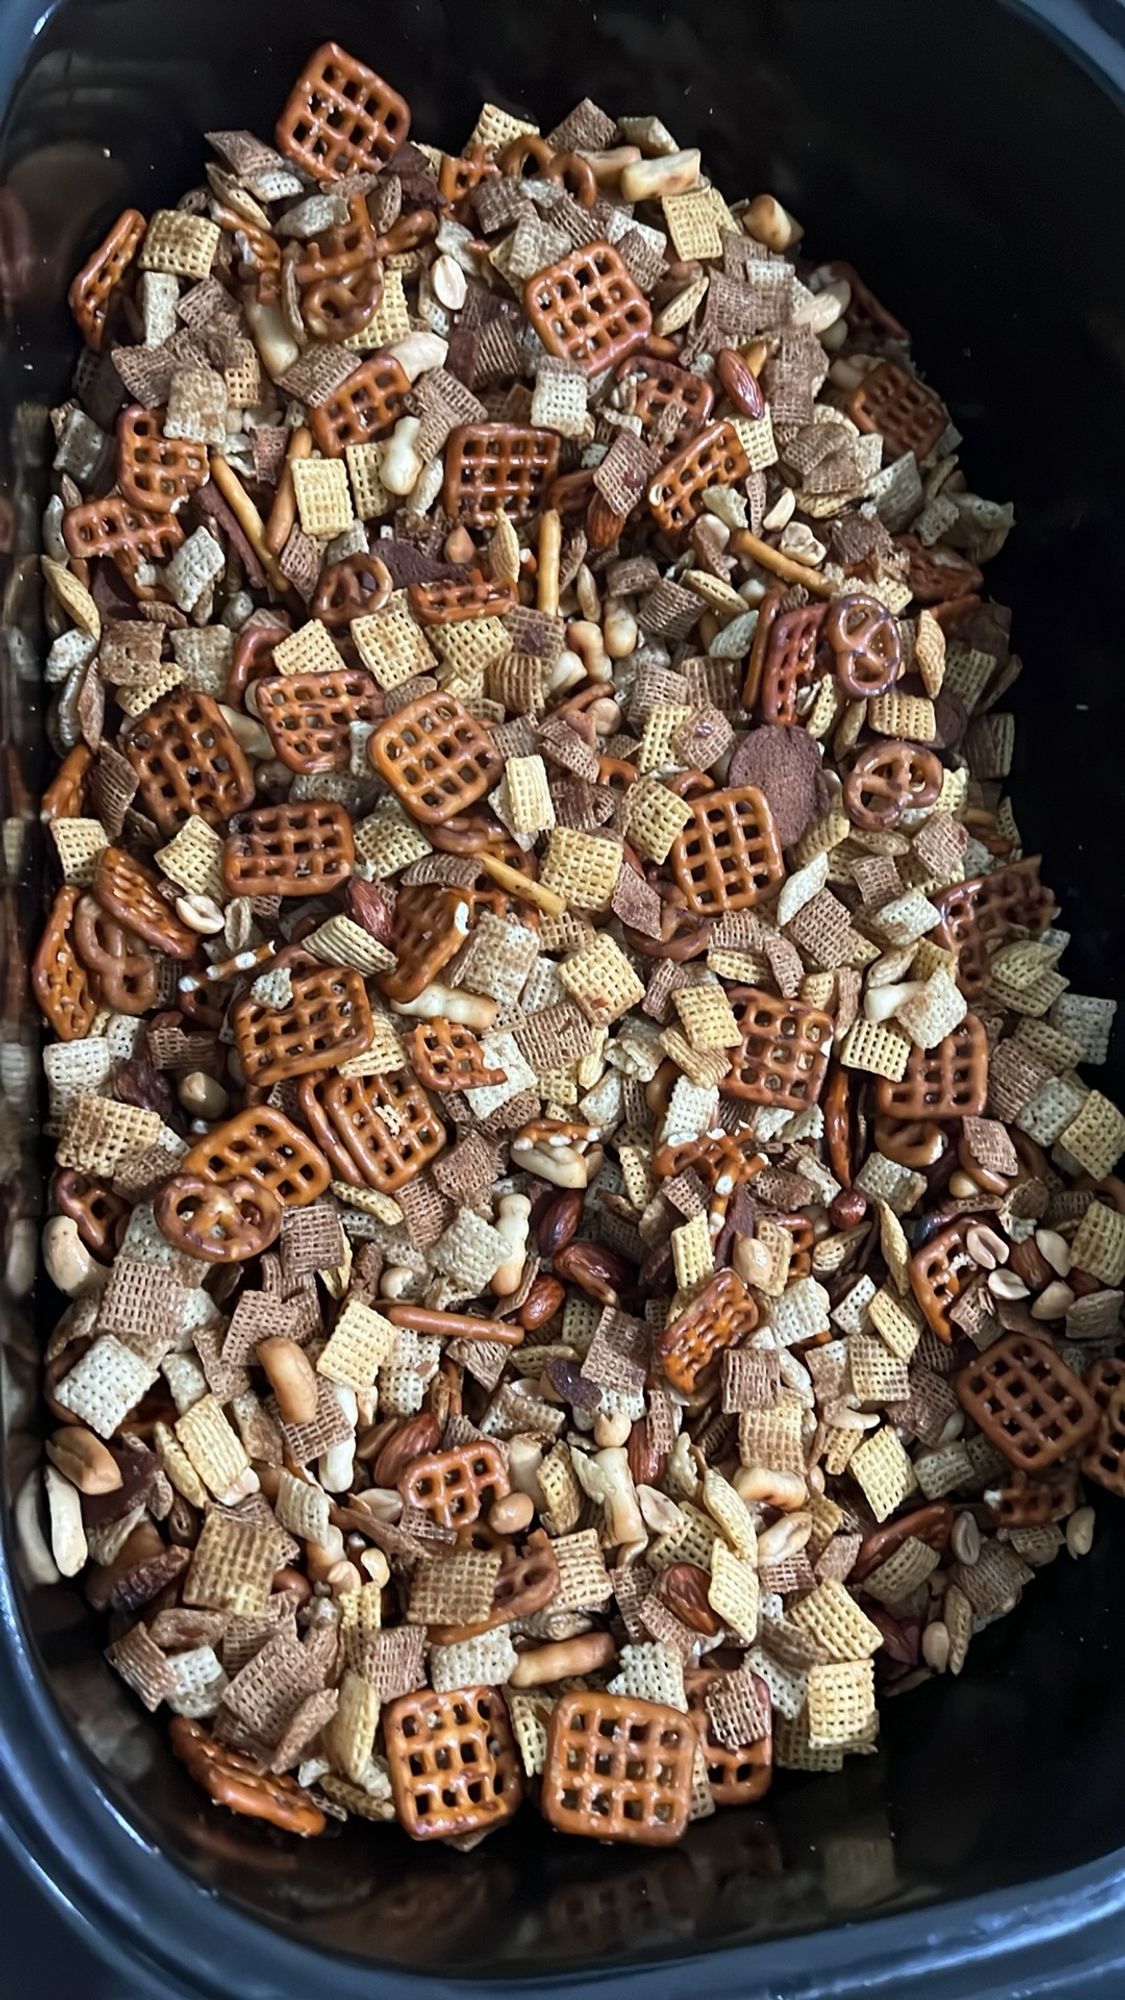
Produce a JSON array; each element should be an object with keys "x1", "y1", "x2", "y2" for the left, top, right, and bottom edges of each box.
[{"x1": 46, "y1": 1426, "x2": 122, "y2": 1496}]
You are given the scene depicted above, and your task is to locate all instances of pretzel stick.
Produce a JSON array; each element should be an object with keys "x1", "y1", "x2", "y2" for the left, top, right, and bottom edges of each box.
[
  {"x1": 475, "y1": 850, "x2": 567, "y2": 918},
  {"x1": 208, "y1": 453, "x2": 289, "y2": 595},
  {"x1": 731, "y1": 529, "x2": 837, "y2": 597},
  {"x1": 537, "y1": 507, "x2": 562, "y2": 616},
  {"x1": 384, "y1": 1303, "x2": 525, "y2": 1346},
  {"x1": 265, "y1": 425, "x2": 313, "y2": 555}
]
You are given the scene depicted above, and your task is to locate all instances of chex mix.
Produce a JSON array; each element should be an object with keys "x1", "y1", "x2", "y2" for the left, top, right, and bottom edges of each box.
[{"x1": 33, "y1": 42, "x2": 1120, "y2": 1846}]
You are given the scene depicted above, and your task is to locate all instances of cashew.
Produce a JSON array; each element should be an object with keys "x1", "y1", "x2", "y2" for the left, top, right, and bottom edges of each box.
[
  {"x1": 390, "y1": 981, "x2": 498, "y2": 1029},
  {"x1": 756, "y1": 1511, "x2": 812, "y2": 1565},
  {"x1": 603, "y1": 598, "x2": 638, "y2": 659},
  {"x1": 508, "y1": 1631, "x2": 617, "y2": 1687},
  {"x1": 379, "y1": 1264, "x2": 418, "y2": 1301},
  {"x1": 572, "y1": 1445, "x2": 645, "y2": 1549},
  {"x1": 546, "y1": 648, "x2": 588, "y2": 695},
  {"x1": 620, "y1": 149, "x2": 702, "y2": 202},
  {"x1": 733, "y1": 1465, "x2": 808, "y2": 1511},
  {"x1": 243, "y1": 293, "x2": 300, "y2": 379},
  {"x1": 743, "y1": 193, "x2": 803, "y2": 251},
  {"x1": 381, "y1": 416, "x2": 425, "y2": 496},
  {"x1": 42, "y1": 1215, "x2": 104, "y2": 1298},
  {"x1": 490, "y1": 1193, "x2": 532, "y2": 1297},
  {"x1": 565, "y1": 618, "x2": 611, "y2": 683},
  {"x1": 387, "y1": 331, "x2": 448, "y2": 382},
  {"x1": 507, "y1": 1434, "x2": 546, "y2": 1503}
]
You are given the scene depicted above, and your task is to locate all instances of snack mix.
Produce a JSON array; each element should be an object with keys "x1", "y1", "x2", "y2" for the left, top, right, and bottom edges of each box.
[{"x1": 33, "y1": 42, "x2": 1124, "y2": 1847}]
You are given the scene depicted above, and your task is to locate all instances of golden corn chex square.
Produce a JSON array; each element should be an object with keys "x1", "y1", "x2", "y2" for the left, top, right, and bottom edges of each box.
[
  {"x1": 291, "y1": 457, "x2": 354, "y2": 538},
  {"x1": 673, "y1": 984, "x2": 741, "y2": 1051},
  {"x1": 1059, "y1": 1090, "x2": 1125, "y2": 1180},
  {"x1": 317, "y1": 1298, "x2": 397, "y2": 1391},
  {"x1": 559, "y1": 934, "x2": 645, "y2": 1026},
  {"x1": 345, "y1": 441, "x2": 391, "y2": 519},
  {"x1": 708, "y1": 1542, "x2": 760, "y2": 1642},
  {"x1": 671, "y1": 1210, "x2": 714, "y2": 1290},
  {"x1": 625, "y1": 778, "x2": 694, "y2": 863},
  {"x1": 503, "y1": 754, "x2": 555, "y2": 835},
  {"x1": 352, "y1": 592, "x2": 435, "y2": 690},
  {"x1": 848, "y1": 1424, "x2": 918, "y2": 1524},
  {"x1": 272, "y1": 619, "x2": 345, "y2": 679},
  {"x1": 155, "y1": 814, "x2": 226, "y2": 900},
  {"x1": 807, "y1": 1660, "x2": 876, "y2": 1747}
]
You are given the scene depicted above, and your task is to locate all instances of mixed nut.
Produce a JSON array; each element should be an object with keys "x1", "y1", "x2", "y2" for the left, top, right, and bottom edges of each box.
[{"x1": 29, "y1": 41, "x2": 1125, "y2": 1846}]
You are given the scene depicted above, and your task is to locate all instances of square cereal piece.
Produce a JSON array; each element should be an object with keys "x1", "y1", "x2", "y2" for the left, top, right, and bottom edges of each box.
[
  {"x1": 607, "y1": 1641, "x2": 688, "y2": 1712},
  {"x1": 868, "y1": 1285, "x2": 923, "y2": 1361},
  {"x1": 184, "y1": 1508, "x2": 283, "y2": 1616},
  {"x1": 807, "y1": 1660, "x2": 876, "y2": 1748},
  {"x1": 345, "y1": 440, "x2": 391, "y2": 520},
  {"x1": 1051, "y1": 993, "x2": 1117, "y2": 1066},
  {"x1": 317, "y1": 1297, "x2": 396, "y2": 1391},
  {"x1": 839, "y1": 1016, "x2": 912, "y2": 1081},
  {"x1": 53, "y1": 1335, "x2": 159, "y2": 1440},
  {"x1": 1059, "y1": 1090, "x2": 1125, "y2": 1180},
  {"x1": 541, "y1": 826, "x2": 622, "y2": 913},
  {"x1": 531, "y1": 356, "x2": 589, "y2": 438},
  {"x1": 789, "y1": 1580, "x2": 883, "y2": 1662},
  {"x1": 1070, "y1": 1201, "x2": 1125, "y2": 1287},
  {"x1": 708, "y1": 1542, "x2": 760, "y2": 1642},
  {"x1": 271, "y1": 619, "x2": 345, "y2": 679},
  {"x1": 503, "y1": 755, "x2": 555, "y2": 835},
  {"x1": 407, "y1": 1548, "x2": 501, "y2": 1628},
  {"x1": 662, "y1": 187, "x2": 724, "y2": 261},
  {"x1": 552, "y1": 1527, "x2": 614, "y2": 1609},
  {"x1": 291, "y1": 457, "x2": 354, "y2": 539},
  {"x1": 848, "y1": 1425, "x2": 918, "y2": 1523},
  {"x1": 140, "y1": 210, "x2": 220, "y2": 280},
  {"x1": 868, "y1": 692, "x2": 937, "y2": 742},
  {"x1": 624, "y1": 778, "x2": 694, "y2": 865},
  {"x1": 175, "y1": 1394, "x2": 250, "y2": 1500},
  {"x1": 671, "y1": 1211, "x2": 714, "y2": 1290},
  {"x1": 861, "y1": 1536, "x2": 941, "y2": 1607},
  {"x1": 352, "y1": 592, "x2": 435, "y2": 690},
  {"x1": 430, "y1": 1208, "x2": 510, "y2": 1291},
  {"x1": 559, "y1": 934, "x2": 645, "y2": 1026},
  {"x1": 674, "y1": 984, "x2": 741, "y2": 1051},
  {"x1": 738, "y1": 1401, "x2": 805, "y2": 1478}
]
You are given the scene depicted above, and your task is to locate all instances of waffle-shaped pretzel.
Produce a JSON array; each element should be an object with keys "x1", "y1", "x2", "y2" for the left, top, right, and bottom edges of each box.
[
  {"x1": 32, "y1": 885, "x2": 98, "y2": 1041},
  {"x1": 685, "y1": 1667, "x2": 772, "y2": 1805},
  {"x1": 275, "y1": 41, "x2": 410, "y2": 180},
  {"x1": 373, "y1": 886, "x2": 469, "y2": 1006},
  {"x1": 222, "y1": 800, "x2": 355, "y2": 897},
  {"x1": 297, "y1": 1069, "x2": 447, "y2": 1192},
  {"x1": 405, "y1": 1018, "x2": 506, "y2": 1092},
  {"x1": 616, "y1": 353, "x2": 715, "y2": 445},
  {"x1": 170, "y1": 1717, "x2": 325, "y2": 1836},
  {"x1": 651, "y1": 1130, "x2": 753, "y2": 1186},
  {"x1": 312, "y1": 552, "x2": 392, "y2": 631},
  {"x1": 909, "y1": 1215, "x2": 985, "y2": 1342},
  {"x1": 985, "y1": 1466, "x2": 1080, "y2": 1529},
  {"x1": 756, "y1": 597, "x2": 829, "y2": 723},
  {"x1": 73, "y1": 894, "x2": 158, "y2": 1015},
  {"x1": 94, "y1": 847, "x2": 199, "y2": 960},
  {"x1": 309, "y1": 352, "x2": 412, "y2": 457},
  {"x1": 722, "y1": 987, "x2": 834, "y2": 1110},
  {"x1": 876, "y1": 1015, "x2": 988, "y2": 1121},
  {"x1": 369, "y1": 691, "x2": 502, "y2": 824},
  {"x1": 155, "y1": 1171, "x2": 282, "y2": 1263},
  {"x1": 955, "y1": 1332, "x2": 1098, "y2": 1470},
  {"x1": 232, "y1": 966, "x2": 373, "y2": 1087},
  {"x1": 68, "y1": 208, "x2": 146, "y2": 350},
  {"x1": 63, "y1": 495, "x2": 185, "y2": 573},
  {"x1": 932, "y1": 859, "x2": 1056, "y2": 1001},
  {"x1": 399, "y1": 1441, "x2": 509, "y2": 1528},
  {"x1": 540, "y1": 1692, "x2": 696, "y2": 1847},
  {"x1": 848, "y1": 360, "x2": 947, "y2": 462},
  {"x1": 659, "y1": 1268, "x2": 758, "y2": 1394},
  {"x1": 256, "y1": 667, "x2": 382, "y2": 774},
  {"x1": 895, "y1": 535, "x2": 984, "y2": 607},
  {"x1": 438, "y1": 145, "x2": 499, "y2": 206},
  {"x1": 823, "y1": 593, "x2": 901, "y2": 698},
  {"x1": 442, "y1": 423, "x2": 561, "y2": 527},
  {"x1": 407, "y1": 574, "x2": 516, "y2": 626},
  {"x1": 524, "y1": 241, "x2": 651, "y2": 377},
  {"x1": 668, "y1": 784, "x2": 784, "y2": 916},
  {"x1": 844, "y1": 740, "x2": 943, "y2": 831},
  {"x1": 123, "y1": 691, "x2": 254, "y2": 834},
  {"x1": 647, "y1": 421, "x2": 750, "y2": 536},
  {"x1": 52, "y1": 1167, "x2": 130, "y2": 1260},
  {"x1": 183, "y1": 1106, "x2": 331, "y2": 1207},
  {"x1": 383, "y1": 1685, "x2": 522, "y2": 1841},
  {"x1": 1081, "y1": 1357, "x2": 1125, "y2": 1497},
  {"x1": 116, "y1": 406, "x2": 209, "y2": 514}
]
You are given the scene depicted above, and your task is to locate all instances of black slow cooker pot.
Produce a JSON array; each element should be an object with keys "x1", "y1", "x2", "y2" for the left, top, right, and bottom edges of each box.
[{"x1": 1, "y1": 2, "x2": 1124, "y2": 1993}]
